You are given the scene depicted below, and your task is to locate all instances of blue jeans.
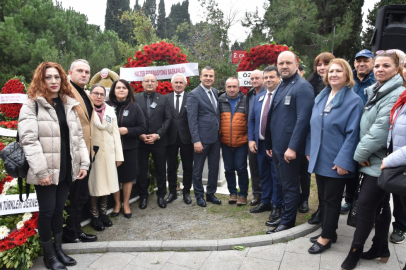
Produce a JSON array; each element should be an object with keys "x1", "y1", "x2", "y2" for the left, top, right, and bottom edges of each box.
[{"x1": 221, "y1": 143, "x2": 249, "y2": 197}]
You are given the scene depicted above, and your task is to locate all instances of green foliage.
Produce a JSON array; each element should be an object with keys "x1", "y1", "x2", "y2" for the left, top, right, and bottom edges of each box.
[
  {"x1": 165, "y1": 0, "x2": 191, "y2": 41},
  {"x1": 105, "y1": 0, "x2": 133, "y2": 44},
  {"x1": 0, "y1": 234, "x2": 41, "y2": 270},
  {"x1": 156, "y1": 0, "x2": 166, "y2": 38},
  {"x1": 121, "y1": 10, "x2": 158, "y2": 46},
  {"x1": 142, "y1": 0, "x2": 157, "y2": 28},
  {"x1": 0, "y1": 0, "x2": 123, "y2": 87},
  {"x1": 362, "y1": 0, "x2": 406, "y2": 49}
]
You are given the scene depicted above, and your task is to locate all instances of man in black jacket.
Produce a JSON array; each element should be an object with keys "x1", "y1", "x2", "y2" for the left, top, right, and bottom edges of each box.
[
  {"x1": 165, "y1": 73, "x2": 194, "y2": 204},
  {"x1": 135, "y1": 74, "x2": 172, "y2": 209}
]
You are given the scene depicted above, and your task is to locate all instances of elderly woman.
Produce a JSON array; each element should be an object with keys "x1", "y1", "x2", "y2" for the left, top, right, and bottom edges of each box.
[
  {"x1": 306, "y1": 59, "x2": 363, "y2": 254},
  {"x1": 88, "y1": 84, "x2": 123, "y2": 231},
  {"x1": 19, "y1": 62, "x2": 90, "y2": 270},
  {"x1": 107, "y1": 79, "x2": 146, "y2": 219},
  {"x1": 341, "y1": 51, "x2": 405, "y2": 269}
]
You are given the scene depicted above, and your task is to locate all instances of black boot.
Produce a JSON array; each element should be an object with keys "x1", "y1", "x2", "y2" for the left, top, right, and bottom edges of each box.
[
  {"x1": 53, "y1": 233, "x2": 77, "y2": 266},
  {"x1": 41, "y1": 239, "x2": 67, "y2": 270},
  {"x1": 361, "y1": 241, "x2": 390, "y2": 262},
  {"x1": 341, "y1": 247, "x2": 363, "y2": 270}
]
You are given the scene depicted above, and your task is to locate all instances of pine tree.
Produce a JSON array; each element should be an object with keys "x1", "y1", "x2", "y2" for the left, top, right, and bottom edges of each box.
[
  {"x1": 142, "y1": 0, "x2": 157, "y2": 28},
  {"x1": 166, "y1": 0, "x2": 191, "y2": 41},
  {"x1": 156, "y1": 0, "x2": 166, "y2": 38},
  {"x1": 134, "y1": 0, "x2": 141, "y2": 11},
  {"x1": 105, "y1": 0, "x2": 132, "y2": 44}
]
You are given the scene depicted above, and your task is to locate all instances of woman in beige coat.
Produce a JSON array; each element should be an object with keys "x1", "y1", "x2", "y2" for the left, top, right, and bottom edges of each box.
[
  {"x1": 19, "y1": 62, "x2": 90, "y2": 270},
  {"x1": 88, "y1": 84, "x2": 124, "y2": 231}
]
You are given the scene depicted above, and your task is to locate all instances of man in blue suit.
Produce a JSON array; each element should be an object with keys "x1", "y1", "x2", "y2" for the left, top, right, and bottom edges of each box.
[
  {"x1": 248, "y1": 66, "x2": 284, "y2": 223},
  {"x1": 187, "y1": 66, "x2": 221, "y2": 207},
  {"x1": 265, "y1": 51, "x2": 314, "y2": 233}
]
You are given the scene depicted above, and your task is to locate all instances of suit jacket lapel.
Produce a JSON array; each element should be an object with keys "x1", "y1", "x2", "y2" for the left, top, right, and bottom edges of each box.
[
  {"x1": 150, "y1": 93, "x2": 160, "y2": 118},
  {"x1": 198, "y1": 85, "x2": 216, "y2": 113},
  {"x1": 273, "y1": 79, "x2": 296, "y2": 109},
  {"x1": 71, "y1": 85, "x2": 89, "y2": 120},
  {"x1": 179, "y1": 92, "x2": 187, "y2": 116},
  {"x1": 138, "y1": 93, "x2": 148, "y2": 117}
]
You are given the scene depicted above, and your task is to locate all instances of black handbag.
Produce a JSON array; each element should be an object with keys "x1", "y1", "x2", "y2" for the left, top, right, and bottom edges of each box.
[
  {"x1": 347, "y1": 172, "x2": 364, "y2": 228},
  {"x1": 378, "y1": 166, "x2": 406, "y2": 196}
]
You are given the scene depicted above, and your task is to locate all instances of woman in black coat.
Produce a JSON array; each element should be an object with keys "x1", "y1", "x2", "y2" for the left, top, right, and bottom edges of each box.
[{"x1": 107, "y1": 79, "x2": 146, "y2": 219}]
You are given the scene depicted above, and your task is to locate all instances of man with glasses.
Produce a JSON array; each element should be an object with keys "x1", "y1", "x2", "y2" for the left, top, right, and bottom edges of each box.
[{"x1": 134, "y1": 74, "x2": 172, "y2": 209}]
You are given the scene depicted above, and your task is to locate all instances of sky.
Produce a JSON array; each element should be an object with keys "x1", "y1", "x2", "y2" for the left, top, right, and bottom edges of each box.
[{"x1": 58, "y1": 0, "x2": 379, "y2": 44}]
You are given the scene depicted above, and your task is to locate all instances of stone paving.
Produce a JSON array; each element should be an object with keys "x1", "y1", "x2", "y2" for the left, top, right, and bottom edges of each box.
[{"x1": 30, "y1": 211, "x2": 406, "y2": 270}]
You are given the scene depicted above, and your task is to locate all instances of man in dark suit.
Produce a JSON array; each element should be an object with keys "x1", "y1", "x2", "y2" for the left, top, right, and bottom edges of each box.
[
  {"x1": 248, "y1": 66, "x2": 283, "y2": 221},
  {"x1": 187, "y1": 66, "x2": 221, "y2": 207},
  {"x1": 165, "y1": 73, "x2": 194, "y2": 205},
  {"x1": 135, "y1": 74, "x2": 172, "y2": 209},
  {"x1": 265, "y1": 51, "x2": 314, "y2": 233}
]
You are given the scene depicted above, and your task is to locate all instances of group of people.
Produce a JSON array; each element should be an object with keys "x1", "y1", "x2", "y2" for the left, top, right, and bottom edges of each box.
[{"x1": 17, "y1": 46, "x2": 406, "y2": 270}]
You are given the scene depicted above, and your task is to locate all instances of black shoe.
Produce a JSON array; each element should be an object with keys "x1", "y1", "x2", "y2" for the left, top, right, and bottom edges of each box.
[
  {"x1": 53, "y1": 233, "x2": 77, "y2": 266},
  {"x1": 183, "y1": 193, "x2": 192, "y2": 204},
  {"x1": 196, "y1": 197, "x2": 206, "y2": 207},
  {"x1": 41, "y1": 239, "x2": 67, "y2": 270},
  {"x1": 250, "y1": 195, "x2": 261, "y2": 206},
  {"x1": 90, "y1": 217, "x2": 105, "y2": 231},
  {"x1": 341, "y1": 247, "x2": 363, "y2": 270},
  {"x1": 269, "y1": 206, "x2": 282, "y2": 220},
  {"x1": 110, "y1": 211, "x2": 120, "y2": 218},
  {"x1": 266, "y1": 224, "x2": 290, "y2": 234},
  {"x1": 62, "y1": 235, "x2": 81, "y2": 244},
  {"x1": 123, "y1": 212, "x2": 132, "y2": 219},
  {"x1": 361, "y1": 241, "x2": 390, "y2": 262},
  {"x1": 265, "y1": 218, "x2": 281, "y2": 227},
  {"x1": 299, "y1": 200, "x2": 309, "y2": 213},
  {"x1": 158, "y1": 197, "x2": 167, "y2": 208},
  {"x1": 99, "y1": 214, "x2": 113, "y2": 227},
  {"x1": 250, "y1": 202, "x2": 272, "y2": 213},
  {"x1": 206, "y1": 194, "x2": 222, "y2": 204},
  {"x1": 310, "y1": 233, "x2": 337, "y2": 243},
  {"x1": 308, "y1": 208, "x2": 322, "y2": 225},
  {"x1": 139, "y1": 198, "x2": 148, "y2": 210},
  {"x1": 78, "y1": 232, "x2": 97, "y2": 242},
  {"x1": 308, "y1": 240, "x2": 332, "y2": 254},
  {"x1": 165, "y1": 193, "x2": 177, "y2": 203}
]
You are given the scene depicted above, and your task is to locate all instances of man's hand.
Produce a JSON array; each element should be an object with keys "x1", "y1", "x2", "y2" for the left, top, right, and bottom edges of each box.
[
  {"x1": 266, "y1": 149, "x2": 273, "y2": 157},
  {"x1": 194, "y1": 142, "x2": 204, "y2": 153},
  {"x1": 333, "y1": 165, "x2": 348, "y2": 175},
  {"x1": 139, "y1": 134, "x2": 147, "y2": 141},
  {"x1": 284, "y1": 148, "x2": 296, "y2": 163},
  {"x1": 77, "y1": 169, "x2": 87, "y2": 180},
  {"x1": 119, "y1": 127, "x2": 128, "y2": 135},
  {"x1": 144, "y1": 134, "x2": 159, "y2": 144},
  {"x1": 249, "y1": 141, "x2": 257, "y2": 153}
]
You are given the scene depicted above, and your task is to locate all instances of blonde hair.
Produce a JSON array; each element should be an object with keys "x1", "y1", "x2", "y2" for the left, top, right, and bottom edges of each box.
[{"x1": 322, "y1": 58, "x2": 355, "y2": 88}]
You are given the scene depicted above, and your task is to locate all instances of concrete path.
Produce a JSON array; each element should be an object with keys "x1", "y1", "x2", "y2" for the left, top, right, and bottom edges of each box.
[{"x1": 30, "y1": 211, "x2": 405, "y2": 270}]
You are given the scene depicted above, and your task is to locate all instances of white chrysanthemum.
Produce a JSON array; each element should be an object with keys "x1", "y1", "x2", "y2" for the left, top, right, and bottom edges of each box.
[
  {"x1": 10, "y1": 178, "x2": 17, "y2": 186},
  {"x1": 22, "y1": 213, "x2": 32, "y2": 222},
  {"x1": 0, "y1": 225, "x2": 10, "y2": 240},
  {"x1": 3, "y1": 182, "x2": 11, "y2": 190},
  {"x1": 16, "y1": 221, "x2": 24, "y2": 230}
]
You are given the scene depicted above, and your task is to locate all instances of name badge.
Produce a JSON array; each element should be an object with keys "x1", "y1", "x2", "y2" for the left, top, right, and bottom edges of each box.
[
  {"x1": 259, "y1": 95, "x2": 264, "y2": 102},
  {"x1": 151, "y1": 102, "x2": 157, "y2": 108},
  {"x1": 284, "y1": 96, "x2": 291, "y2": 105},
  {"x1": 123, "y1": 110, "x2": 129, "y2": 116},
  {"x1": 106, "y1": 115, "x2": 112, "y2": 123},
  {"x1": 324, "y1": 102, "x2": 333, "y2": 113}
]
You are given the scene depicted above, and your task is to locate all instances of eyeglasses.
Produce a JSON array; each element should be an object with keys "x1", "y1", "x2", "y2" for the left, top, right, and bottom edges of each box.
[
  {"x1": 91, "y1": 92, "x2": 105, "y2": 97},
  {"x1": 376, "y1": 49, "x2": 405, "y2": 64},
  {"x1": 376, "y1": 50, "x2": 396, "y2": 55}
]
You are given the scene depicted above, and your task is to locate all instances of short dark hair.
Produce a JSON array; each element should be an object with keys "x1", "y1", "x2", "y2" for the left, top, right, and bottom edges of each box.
[
  {"x1": 109, "y1": 79, "x2": 134, "y2": 102},
  {"x1": 263, "y1": 65, "x2": 280, "y2": 77},
  {"x1": 202, "y1": 66, "x2": 214, "y2": 72},
  {"x1": 298, "y1": 64, "x2": 304, "y2": 71},
  {"x1": 90, "y1": 84, "x2": 106, "y2": 94}
]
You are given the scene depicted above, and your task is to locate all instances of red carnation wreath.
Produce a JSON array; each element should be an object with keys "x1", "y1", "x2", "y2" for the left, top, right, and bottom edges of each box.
[
  {"x1": 236, "y1": 43, "x2": 298, "y2": 94},
  {"x1": 0, "y1": 77, "x2": 26, "y2": 119},
  {"x1": 123, "y1": 41, "x2": 190, "y2": 95}
]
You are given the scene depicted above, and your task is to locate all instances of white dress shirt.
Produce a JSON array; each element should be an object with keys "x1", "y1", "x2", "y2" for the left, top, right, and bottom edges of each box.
[
  {"x1": 259, "y1": 91, "x2": 274, "y2": 140},
  {"x1": 174, "y1": 91, "x2": 184, "y2": 113}
]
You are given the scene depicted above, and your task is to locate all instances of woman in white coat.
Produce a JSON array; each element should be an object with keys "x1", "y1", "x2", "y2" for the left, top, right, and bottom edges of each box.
[{"x1": 88, "y1": 84, "x2": 123, "y2": 231}]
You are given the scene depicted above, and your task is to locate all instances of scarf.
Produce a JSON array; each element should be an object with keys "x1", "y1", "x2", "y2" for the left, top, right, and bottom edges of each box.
[
  {"x1": 94, "y1": 103, "x2": 106, "y2": 123},
  {"x1": 111, "y1": 96, "x2": 131, "y2": 118},
  {"x1": 390, "y1": 89, "x2": 406, "y2": 126}
]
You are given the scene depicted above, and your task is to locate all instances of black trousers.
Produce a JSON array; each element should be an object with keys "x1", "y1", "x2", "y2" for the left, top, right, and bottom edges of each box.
[
  {"x1": 316, "y1": 175, "x2": 346, "y2": 239},
  {"x1": 166, "y1": 137, "x2": 193, "y2": 194},
  {"x1": 137, "y1": 144, "x2": 167, "y2": 198},
  {"x1": 352, "y1": 174, "x2": 391, "y2": 248},
  {"x1": 63, "y1": 174, "x2": 89, "y2": 241},
  {"x1": 344, "y1": 168, "x2": 358, "y2": 203},
  {"x1": 36, "y1": 180, "x2": 70, "y2": 242},
  {"x1": 248, "y1": 150, "x2": 261, "y2": 196},
  {"x1": 300, "y1": 158, "x2": 311, "y2": 202},
  {"x1": 392, "y1": 193, "x2": 406, "y2": 232}
]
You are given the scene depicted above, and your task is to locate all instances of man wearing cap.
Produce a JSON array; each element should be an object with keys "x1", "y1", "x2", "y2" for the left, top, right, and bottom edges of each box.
[{"x1": 340, "y1": 49, "x2": 376, "y2": 216}]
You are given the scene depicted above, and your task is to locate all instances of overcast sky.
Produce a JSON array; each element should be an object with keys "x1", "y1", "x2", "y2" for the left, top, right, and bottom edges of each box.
[{"x1": 58, "y1": 0, "x2": 379, "y2": 43}]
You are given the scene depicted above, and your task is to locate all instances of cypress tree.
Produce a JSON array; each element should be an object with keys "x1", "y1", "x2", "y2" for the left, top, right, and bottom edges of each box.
[
  {"x1": 142, "y1": 0, "x2": 157, "y2": 28},
  {"x1": 105, "y1": 0, "x2": 132, "y2": 44},
  {"x1": 156, "y1": 0, "x2": 166, "y2": 38}
]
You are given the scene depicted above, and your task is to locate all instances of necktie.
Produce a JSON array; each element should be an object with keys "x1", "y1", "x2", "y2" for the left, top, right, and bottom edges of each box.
[
  {"x1": 208, "y1": 90, "x2": 217, "y2": 112},
  {"x1": 146, "y1": 95, "x2": 151, "y2": 116},
  {"x1": 176, "y1": 94, "x2": 180, "y2": 115},
  {"x1": 261, "y1": 92, "x2": 272, "y2": 137}
]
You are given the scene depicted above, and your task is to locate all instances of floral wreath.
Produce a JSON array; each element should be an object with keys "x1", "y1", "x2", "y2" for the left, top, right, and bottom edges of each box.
[
  {"x1": 236, "y1": 43, "x2": 298, "y2": 94},
  {"x1": 123, "y1": 41, "x2": 190, "y2": 95},
  {"x1": 0, "y1": 77, "x2": 27, "y2": 120}
]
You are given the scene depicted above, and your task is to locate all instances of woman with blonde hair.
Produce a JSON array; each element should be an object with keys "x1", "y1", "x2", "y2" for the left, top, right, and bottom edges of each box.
[{"x1": 19, "y1": 62, "x2": 90, "y2": 270}]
